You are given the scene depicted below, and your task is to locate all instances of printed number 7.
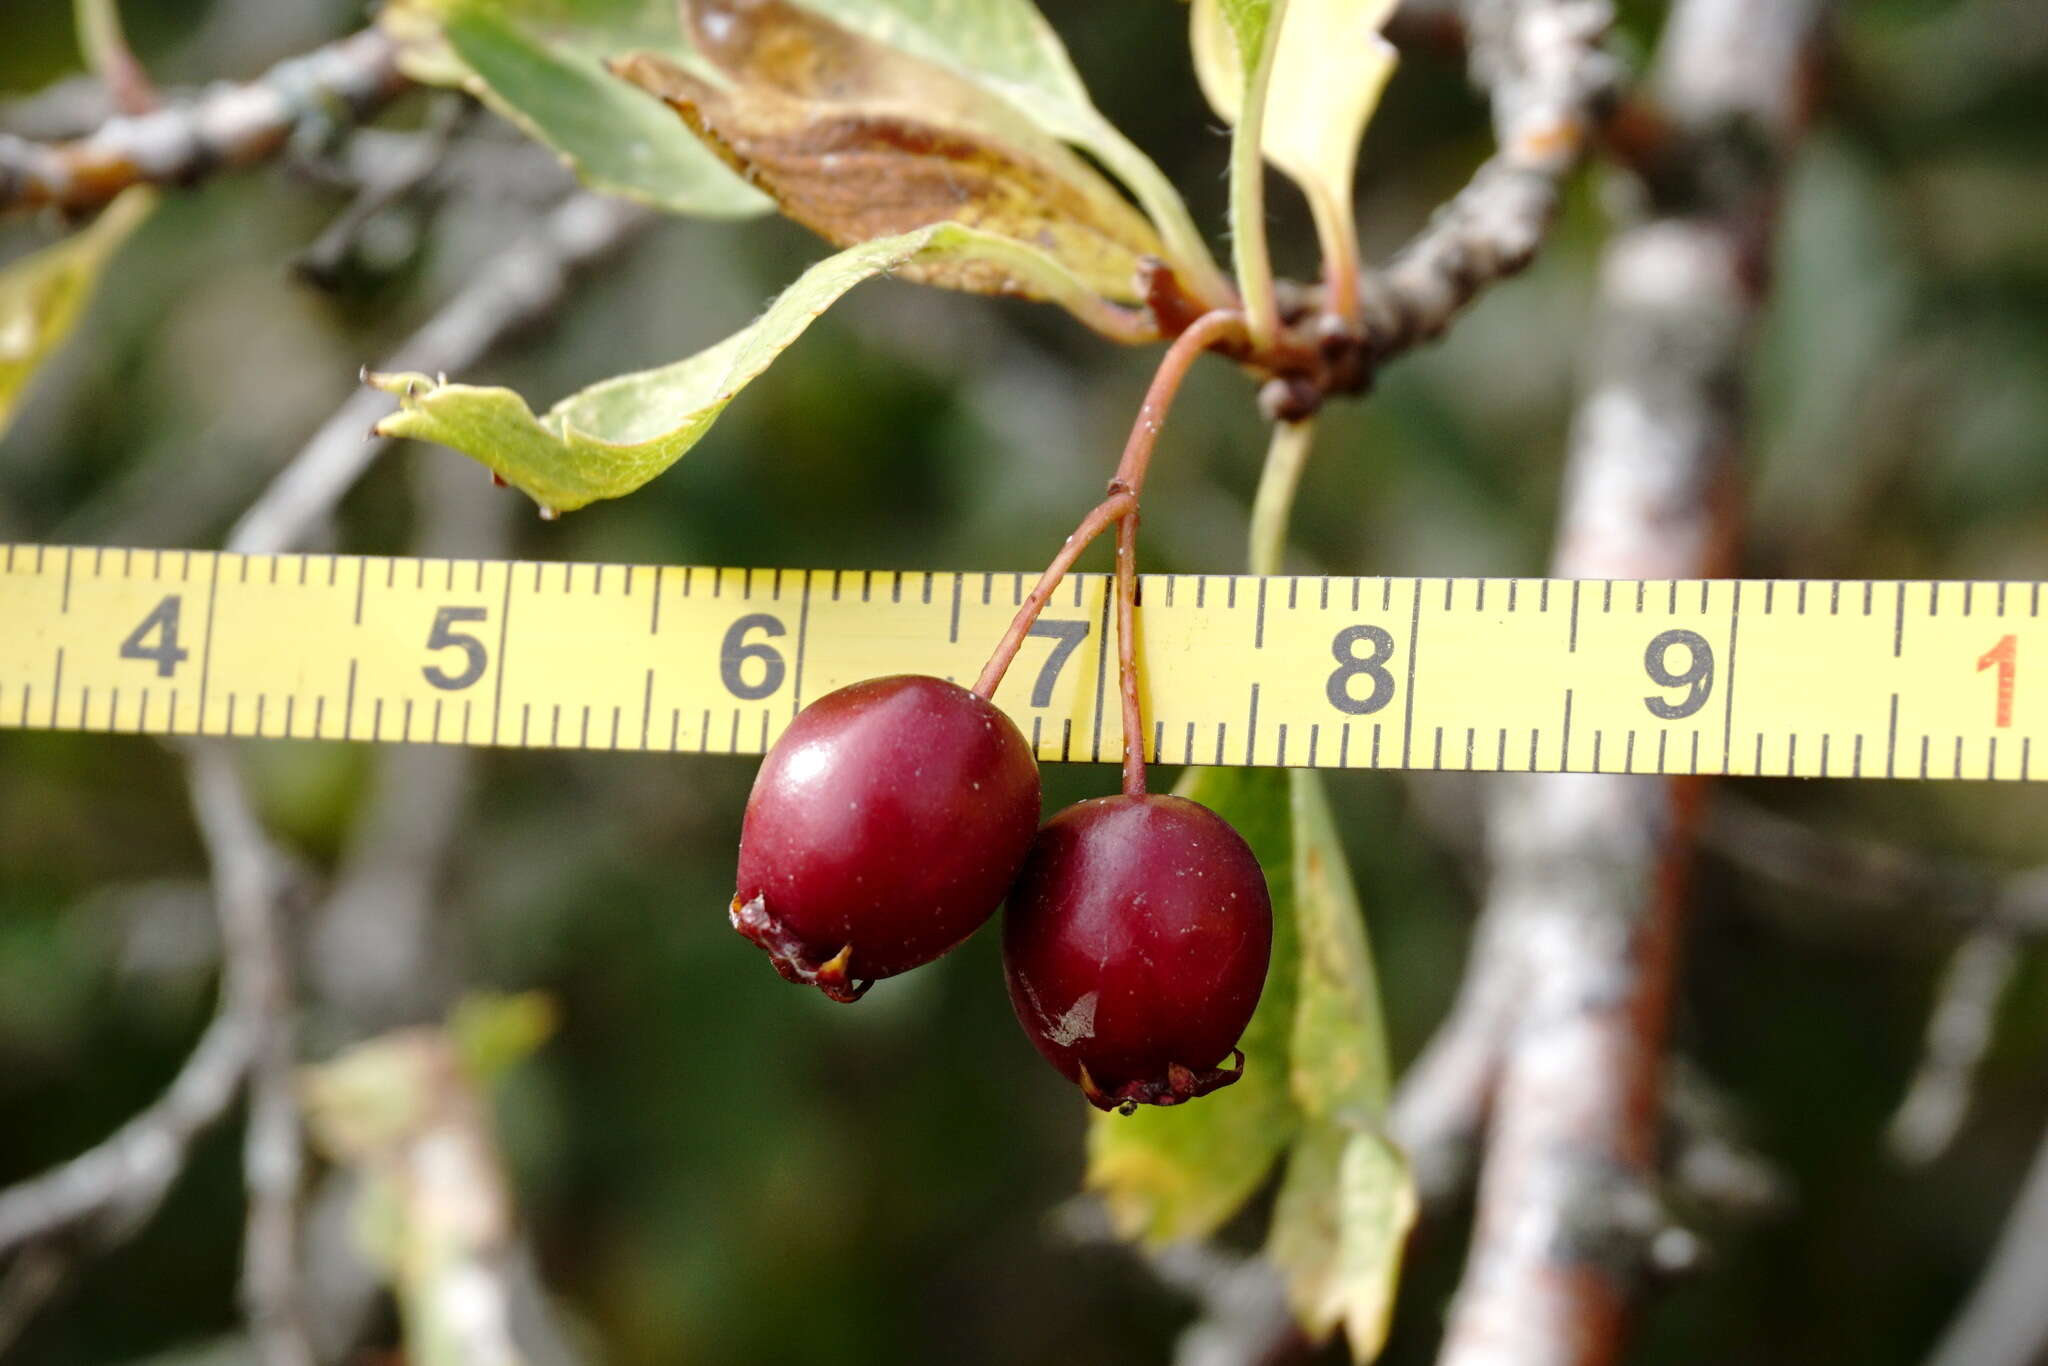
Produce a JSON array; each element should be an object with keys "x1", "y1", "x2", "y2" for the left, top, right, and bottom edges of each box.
[{"x1": 1027, "y1": 619, "x2": 1089, "y2": 706}]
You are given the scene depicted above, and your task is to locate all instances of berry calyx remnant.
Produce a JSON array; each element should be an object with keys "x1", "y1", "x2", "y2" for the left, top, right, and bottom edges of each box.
[
  {"x1": 1002, "y1": 794, "x2": 1272, "y2": 1113},
  {"x1": 732, "y1": 674, "x2": 1040, "y2": 1001}
]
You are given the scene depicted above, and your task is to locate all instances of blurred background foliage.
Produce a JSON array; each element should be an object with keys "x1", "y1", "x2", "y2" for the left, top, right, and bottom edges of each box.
[{"x1": 1, "y1": 0, "x2": 2046, "y2": 1362}]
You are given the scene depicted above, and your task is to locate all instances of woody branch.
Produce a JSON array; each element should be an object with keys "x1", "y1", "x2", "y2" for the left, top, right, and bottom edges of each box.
[{"x1": 1421, "y1": 3, "x2": 1827, "y2": 1365}]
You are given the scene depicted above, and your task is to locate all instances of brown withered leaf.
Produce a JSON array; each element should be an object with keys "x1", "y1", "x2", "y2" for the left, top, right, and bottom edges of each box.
[{"x1": 609, "y1": 0, "x2": 1164, "y2": 309}]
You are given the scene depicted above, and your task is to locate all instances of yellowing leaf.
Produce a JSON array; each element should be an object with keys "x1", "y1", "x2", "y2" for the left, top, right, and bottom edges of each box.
[
  {"x1": 370, "y1": 222, "x2": 1135, "y2": 513},
  {"x1": 1192, "y1": 0, "x2": 1397, "y2": 288},
  {"x1": 1288, "y1": 768, "x2": 1391, "y2": 1124},
  {"x1": 1085, "y1": 766, "x2": 1300, "y2": 1245},
  {"x1": 785, "y1": 0, "x2": 1229, "y2": 303},
  {"x1": 0, "y1": 186, "x2": 153, "y2": 440},
  {"x1": 1209, "y1": 0, "x2": 1275, "y2": 70},
  {"x1": 1267, "y1": 772, "x2": 1408, "y2": 1359},
  {"x1": 1267, "y1": 1122, "x2": 1415, "y2": 1357},
  {"x1": 614, "y1": 0, "x2": 1164, "y2": 312},
  {"x1": 1267, "y1": 1122, "x2": 1344, "y2": 1333},
  {"x1": 377, "y1": 0, "x2": 769, "y2": 216}
]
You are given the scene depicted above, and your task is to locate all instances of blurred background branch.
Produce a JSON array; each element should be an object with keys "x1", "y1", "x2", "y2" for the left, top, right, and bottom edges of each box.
[
  {"x1": 0, "y1": 740, "x2": 300, "y2": 1355},
  {"x1": 1428, "y1": 2, "x2": 1827, "y2": 1363},
  {"x1": 1924, "y1": 1118, "x2": 2048, "y2": 1366},
  {"x1": 228, "y1": 191, "x2": 653, "y2": 557},
  {"x1": 183, "y1": 744, "x2": 313, "y2": 1366},
  {"x1": 0, "y1": 28, "x2": 405, "y2": 215}
]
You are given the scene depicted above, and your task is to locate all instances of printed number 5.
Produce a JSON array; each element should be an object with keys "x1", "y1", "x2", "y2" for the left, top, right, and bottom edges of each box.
[{"x1": 422, "y1": 606, "x2": 489, "y2": 690}]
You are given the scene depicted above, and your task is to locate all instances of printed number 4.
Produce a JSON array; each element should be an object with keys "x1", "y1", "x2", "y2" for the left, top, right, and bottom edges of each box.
[
  {"x1": 120, "y1": 595, "x2": 189, "y2": 678},
  {"x1": 1979, "y1": 634, "x2": 2016, "y2": 728}
]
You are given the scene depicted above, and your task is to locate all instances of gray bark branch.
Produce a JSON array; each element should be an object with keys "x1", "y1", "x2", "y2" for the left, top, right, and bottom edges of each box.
[{"x1": 1363, "y1": 0, "x2": 1621, "y2": 360}]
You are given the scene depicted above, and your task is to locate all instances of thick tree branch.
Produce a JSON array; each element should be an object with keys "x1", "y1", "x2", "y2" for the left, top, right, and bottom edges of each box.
[
  {"x1": 1428, "y1": 4, "x2": 1823, "y2": 1364},
  {"x1": 0, "y1": 28, "x2": 407, "y2": 215}
]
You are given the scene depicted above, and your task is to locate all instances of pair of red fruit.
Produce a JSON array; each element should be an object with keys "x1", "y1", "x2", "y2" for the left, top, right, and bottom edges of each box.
[{"x1": 730, "y1": 673, "x2": 1272, "y2": 1112}]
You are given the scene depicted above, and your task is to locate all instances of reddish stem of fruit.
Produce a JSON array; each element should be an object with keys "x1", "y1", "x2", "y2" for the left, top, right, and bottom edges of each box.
[
  {"x1": 973, "y1": 312, "x2": 1245, "y2": 719},
  {"x1": 1106, "y1": 311, "x2": 1247, "y2": 492},
  {"x1": 970, "y1": 490, "x2": 1136, "y2": 700},
  {"x1": 1114, "y1": 505, "x2": 1145, "y2": 798}
]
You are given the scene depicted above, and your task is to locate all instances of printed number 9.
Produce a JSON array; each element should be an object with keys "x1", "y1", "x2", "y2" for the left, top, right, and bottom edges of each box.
[
  {"x1": 1327, "y1": 625, "x2": 1396, "y2": 716},
  {"x1": 1643, "y1": 629, "x2": 1713, "y2": 720},
  {"x1": 721, "y1": 614, "x2": 787, "y2": 700}
]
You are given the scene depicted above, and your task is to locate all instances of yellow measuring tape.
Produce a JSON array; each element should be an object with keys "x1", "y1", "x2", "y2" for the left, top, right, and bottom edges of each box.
[{"x1": 0, "y1": 544, "x2": 2038, "y2": 781}]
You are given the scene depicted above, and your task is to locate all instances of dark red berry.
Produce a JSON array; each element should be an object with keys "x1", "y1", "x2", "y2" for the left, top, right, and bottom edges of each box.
[
  {"x1": 1002, "y1": 794, "x2": 1272, "y2": 1112},
  {"x1": 733, "y1": 675, "x2": 1040, "y2": 1001}
]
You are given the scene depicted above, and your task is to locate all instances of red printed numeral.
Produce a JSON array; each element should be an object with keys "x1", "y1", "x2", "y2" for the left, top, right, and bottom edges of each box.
[{"x1": 1978, "y1": 634, "x2": 2017, "y2": 728}]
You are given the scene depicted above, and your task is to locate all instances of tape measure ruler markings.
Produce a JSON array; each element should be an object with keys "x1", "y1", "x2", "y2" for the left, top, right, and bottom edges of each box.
[{"x1": 0, "y1": 544, "x2": 2039, "y2": 781}]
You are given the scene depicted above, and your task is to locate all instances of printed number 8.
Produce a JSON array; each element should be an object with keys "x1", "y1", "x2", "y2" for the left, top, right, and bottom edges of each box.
[{"x1": 1327, "y1": 625, "x2": 1396, "y2": 716}]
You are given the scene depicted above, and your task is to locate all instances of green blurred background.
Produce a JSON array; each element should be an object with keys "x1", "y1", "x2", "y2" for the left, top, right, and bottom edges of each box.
[{"x1": 2, "y1": 0, "x2": 2046, "y2": 1362}]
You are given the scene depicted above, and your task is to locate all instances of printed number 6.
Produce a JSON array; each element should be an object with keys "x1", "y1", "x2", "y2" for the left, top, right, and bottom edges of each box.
[
  {"x1": 422, "y1": 606, "x2": 489, "y2": 690},
  {"x1": 1327, "y1": 625, "x2": 1396, "y2": 715},
  {"x1": 721, "y1": 614, "x2": 787, "y2": 700}
]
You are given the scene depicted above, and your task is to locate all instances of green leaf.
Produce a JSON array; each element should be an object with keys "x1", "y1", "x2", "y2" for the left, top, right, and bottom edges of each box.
[
  {"x1": 1287, "y1": 769, "x2": 1392, "y2": 1124},
  {"x1": 789, "y1": 0, "x2": 1229, "y2": 303},
  {"x1": 1266, "y1": 1121, "x2": 1415, "y2": 1357},
  {"x1": 370, "y1": 222, "x2": 1138, "y2": 513},
  {"x1": 377, "y1": 0, "x2": 769, "y2": 217},
  {"x1": 1084, "y1": 765, "x2": 1300, "y2": 1245},
  {"x1": 0, "y1": 187, "x2": 154, "y2": 441},
  {"x1": 1191, "y1": 0, "x2": 1397, "y2": 290},
  {"x1": 615, "y1": 4, "x2": 1166, "y2": 313}
]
